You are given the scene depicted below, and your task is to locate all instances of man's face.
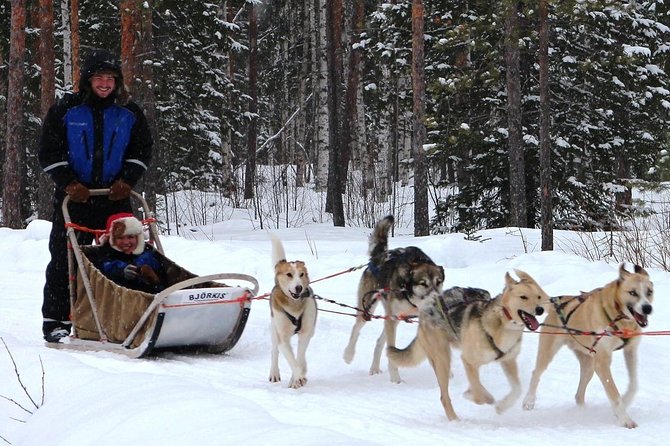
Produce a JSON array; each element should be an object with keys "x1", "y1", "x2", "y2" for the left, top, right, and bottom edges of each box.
[
  {"x1": 114, "y1": 234, "x2": 139, "y2": 255},
  {"x1": 90, "y1": 71, "x2": 117, "y2": 98}
]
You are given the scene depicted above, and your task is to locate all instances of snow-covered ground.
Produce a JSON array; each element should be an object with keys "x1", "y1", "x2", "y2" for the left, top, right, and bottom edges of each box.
[{"x1": 1, "y1": 216, "x2": 669, "y2": 445}]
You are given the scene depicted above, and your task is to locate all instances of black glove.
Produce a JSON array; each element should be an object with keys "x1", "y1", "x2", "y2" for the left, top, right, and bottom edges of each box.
[
  {"x1": 65, "y1": 181, "x2": 90, "y2": 203},
  {"x1": 123, "y1": 264, "x2": 139, "y2": 280},
  {"x1": 109, "y1": 179, "x2": 132, "y2": 201}
]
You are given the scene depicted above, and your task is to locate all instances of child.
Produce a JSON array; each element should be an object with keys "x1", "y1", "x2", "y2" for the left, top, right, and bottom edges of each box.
[{"x1": 93, "y1": 213, "x2": 164, "y2": 293}]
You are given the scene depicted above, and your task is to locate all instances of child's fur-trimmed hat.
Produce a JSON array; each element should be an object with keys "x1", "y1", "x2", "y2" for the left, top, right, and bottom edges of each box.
[{"x1": 106, "y1": 213, "x2": 144, "y2": 255}]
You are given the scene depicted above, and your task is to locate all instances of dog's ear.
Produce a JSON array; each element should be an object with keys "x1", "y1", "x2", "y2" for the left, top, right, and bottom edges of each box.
[
  {"x1": 504, "y1": 271, "x2": 517, "y2": 288},
  {"x1": 514, "y1": 269, "x2": 533, "y2": 283},
  {"x1": 618, "y1": 263, "x2": 631, "y2": 281},
  {"x1": 633, "y1": 264, "x2": 648, "y2": 276}
]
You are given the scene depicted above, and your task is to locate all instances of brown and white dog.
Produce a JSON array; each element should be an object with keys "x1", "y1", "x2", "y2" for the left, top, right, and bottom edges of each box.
[
  {"x1": 523, "y1": 264, "x2": 654, "y2": 428},
  {"x1": 268, "y1": 234, "x2": 317, "y2": 389},
  {"x1": 343, "y1": 215, "x2": 445, "y2": 383},
  {"x1": 387, "y1": 271, "x2": 549, "y2": 420}
]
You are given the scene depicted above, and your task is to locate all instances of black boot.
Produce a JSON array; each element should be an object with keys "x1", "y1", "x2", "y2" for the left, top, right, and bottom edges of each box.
[{"x1": 43, "y1": 320, "x2": 72, "y2": 343}]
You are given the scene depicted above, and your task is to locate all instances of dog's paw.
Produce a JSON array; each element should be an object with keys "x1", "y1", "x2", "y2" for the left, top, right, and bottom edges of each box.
[
  {"x1": 495, "y1": 398, "x2": 514, "y2": 414},
  {"x1": 269, "y1": 372, "x2": 281, "y2": 383},
  {"x1": 289, "y1": 375, "x2": 307, "y2": 389},
  {"x1": 368, "y1": 366, "x2": 382, "y2": 375},
  {"x1": 463, "y1": 389, "x2": 494, "y2": 405},
  {"x1": 389, "y1": 368, "x2": 402, "y2": 384},
  {"x1": 342, "y1": 346, "x2": 355, "y2": 364},
  {"x1": 522, "y1": 395, "x2": 536, "y2": 411}
]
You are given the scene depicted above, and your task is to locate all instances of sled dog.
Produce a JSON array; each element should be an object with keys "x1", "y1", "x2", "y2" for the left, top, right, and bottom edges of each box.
[
  {"x1": 388, "y1": 271, "x2": 548, "y2": 420},
  {"x1": 343, "y1": 215, "x2": 445, "y2": 383},
  {"x1": 268, "y1": 234, "x2": 317, "y2": 389},
  {"x1": 522, "y1": 264, "x2": 653, "y2": 428}
]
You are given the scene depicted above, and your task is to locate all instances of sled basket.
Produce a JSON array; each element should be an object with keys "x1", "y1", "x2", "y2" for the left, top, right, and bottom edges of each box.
[{"x1": 47, "y1": 189, "x2": 259, "y2": 358}]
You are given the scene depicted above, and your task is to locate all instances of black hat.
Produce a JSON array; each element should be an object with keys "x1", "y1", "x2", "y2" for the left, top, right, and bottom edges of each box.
[{"x1": 79, "y1": 49, "x2": 124, "y2": 97}]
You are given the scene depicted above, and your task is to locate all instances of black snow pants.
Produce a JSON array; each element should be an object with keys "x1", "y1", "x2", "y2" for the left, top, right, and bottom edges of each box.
[{"x1": 42, "y1": 191, "x2": 132, "y2": 322}]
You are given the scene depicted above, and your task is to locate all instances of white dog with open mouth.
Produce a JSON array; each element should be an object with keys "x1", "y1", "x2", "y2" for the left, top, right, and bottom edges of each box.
[{"x1": 268, "y1": 234, "x2": 317, "y2": 389}]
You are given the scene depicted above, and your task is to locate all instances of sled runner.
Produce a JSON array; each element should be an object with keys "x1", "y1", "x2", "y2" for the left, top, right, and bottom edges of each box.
[{"x1": 47, "y1": 189, "x2": 258, "y2": 358}]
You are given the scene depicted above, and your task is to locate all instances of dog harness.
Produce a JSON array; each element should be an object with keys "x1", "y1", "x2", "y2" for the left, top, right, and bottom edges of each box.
[
  {"x1": 482, "y1": 322, "x2": 520, "y2": 360},
  {"x1": 282, "y1": 288, "x2": 314, "y2": 334},
  {"x1": 547, "y1": 292, "x2": 633, "y2": 353},
  {"x1": 283, "y1": 310, "x2": 303, "y2": 334}
]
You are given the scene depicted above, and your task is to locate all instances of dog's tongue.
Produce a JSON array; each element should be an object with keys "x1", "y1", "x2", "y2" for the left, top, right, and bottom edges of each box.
[
  {"x1": 520, "y1": 311, "x2": 540, "y2": 331},
  {"x1": 631, "y1": 308, "x2": 648, "y2": 328}
]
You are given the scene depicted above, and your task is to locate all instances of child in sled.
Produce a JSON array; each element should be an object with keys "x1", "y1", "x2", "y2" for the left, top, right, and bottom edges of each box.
[{"x1": 90, "y1": 213, "x2": 165, "y2": 293}]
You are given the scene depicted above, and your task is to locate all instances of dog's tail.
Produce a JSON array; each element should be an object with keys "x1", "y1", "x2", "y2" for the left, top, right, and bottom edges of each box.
[
  {"x1": 387, "y1": 337, "x2": 426, "y2": 368},
  {"x1": 369, "y1": 215, "x2": 394, "y2": 257},
  {"x1": 270, "y1": 233, "x2": 286, "y2": 266}
]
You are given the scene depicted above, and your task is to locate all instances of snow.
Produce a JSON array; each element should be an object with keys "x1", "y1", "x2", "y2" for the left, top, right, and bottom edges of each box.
[{"x1": 2, "y1": 217, "x2": 670, "y2": 445}]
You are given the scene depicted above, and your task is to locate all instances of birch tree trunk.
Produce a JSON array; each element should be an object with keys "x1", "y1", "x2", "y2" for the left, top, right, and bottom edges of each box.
[
  {"x1": 315, "y1": 0, "x2": 330, "y2": 192},
  {"x1": 296, "y1": 0, "x2": 312, "y2": 187},
  {"x1": 3, "y1": 0, "x2": 26, "y2": 228},
  {"x1": 539, "y1": 0, "x2": 553, "y2": 250},
  {"x1": 38, "y1": 0, "x2": 56, "y2": 219},
  {"x1": 412, "y1": 0, "x2": 428, "y2": 235},
  {"x1": 504, "y1": 0, "x2": 527, "y2": 227},
  {"x1": 60, "y1": 0, "x2": 72, "y2": 91},
  {"x1": 281, "y1": 27, "x2": 290, "y2": 164}
]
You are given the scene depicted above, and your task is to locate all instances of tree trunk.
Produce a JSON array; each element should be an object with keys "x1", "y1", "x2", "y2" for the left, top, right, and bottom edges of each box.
[
  {"x1": 3, "y1": 0, "x2": 26, "y2": 228},
  {"x1": 340, "y1": 0, "x2": 364, "y2": 191},
  {"x1": 38, "y1": 0, "x2": 55, "y2": 220},
  {"x1": 398, "y1": 73, "x2": 412, "y2": 186},
  {"x1": 70, "y1": 0, "x2": 80, "y2": 90},
  {"x1": 504, "y1": 0, "x2": 527, "y2": 228},
  {"x1": 325, "y1": 0, "x2": 345, "y2": 225},
  {"x1": 243, "y1": 3, "x2": 258, "y2": 200},
  {"x1": 357, "y1": 77, "x2": 371, "y2": 192},
  {"x1": 412, "y1": 0, "x2": 428, "y2": 236},
  {"x1": 120, "y1": 0, "x2": 139, "y2": 96},
  {"x1": 220, "y1": 2, "x2": 236, "y2": 197},
  {"x1": 539, "y1": 0, "x2": 553, "y2": 250},
  {"x1": 295, "y1": 0, "x2": 312, "y2": 188},
  {"x1": 0, "y1": 49, "x2": 5, "y2": 182},
  {"x1": 60, "y1": 0, "x2": 73, "y2": 91},
  {"x1": 315, "y1": 0, "x2": 329, "y2": 192},
  {"x1": 137, "y1": 0, "x2": 158, "y2": 209}
]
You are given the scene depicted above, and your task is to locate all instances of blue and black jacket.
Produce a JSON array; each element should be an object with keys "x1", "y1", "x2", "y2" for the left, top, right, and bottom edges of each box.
[{"x1": 38, "y1": 91, "x2": 153, "y2": 191}]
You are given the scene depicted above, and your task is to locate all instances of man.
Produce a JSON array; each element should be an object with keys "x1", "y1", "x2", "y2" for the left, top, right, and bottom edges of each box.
[{"x1": 39, "y1": 49, "x2": 153, "y2": 342}]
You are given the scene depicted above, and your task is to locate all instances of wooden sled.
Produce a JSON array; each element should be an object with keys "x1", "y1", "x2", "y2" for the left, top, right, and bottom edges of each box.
[{"x1": 46, "y1": 189, "x2": 258, "y2": 358}]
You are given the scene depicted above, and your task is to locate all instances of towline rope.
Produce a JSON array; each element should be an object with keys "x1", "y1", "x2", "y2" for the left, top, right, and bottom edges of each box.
[
  {"x1": 526, "y1": 326, "x2": 670, "y2": 339},
  {"x1": 311, "y1": 293, "x2": 418, "y2": 323}
]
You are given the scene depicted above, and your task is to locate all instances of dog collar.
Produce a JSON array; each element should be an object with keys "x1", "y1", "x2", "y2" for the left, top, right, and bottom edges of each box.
[{"x1": 502, "y1": 306, "x2": 514, "y2": 321}]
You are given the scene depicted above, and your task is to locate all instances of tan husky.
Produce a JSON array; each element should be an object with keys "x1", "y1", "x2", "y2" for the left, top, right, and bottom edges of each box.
[
  {"x1": 388, "y1": 271, "x2": 548, "y2": 420},
  {"x1": 268, "y1": 234, "x2": 317, "y2": 389},
  {"x1": 343, "y1": 215, "x2": 444, "y2": 383},
  {"x1": 523, "y1": 264, "x2": 653, "y2": 428}
]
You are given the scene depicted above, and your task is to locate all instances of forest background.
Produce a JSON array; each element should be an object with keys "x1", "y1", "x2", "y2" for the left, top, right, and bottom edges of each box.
[{"x1": 0, "y1": 0, "x2": 669, "y2": 245}]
